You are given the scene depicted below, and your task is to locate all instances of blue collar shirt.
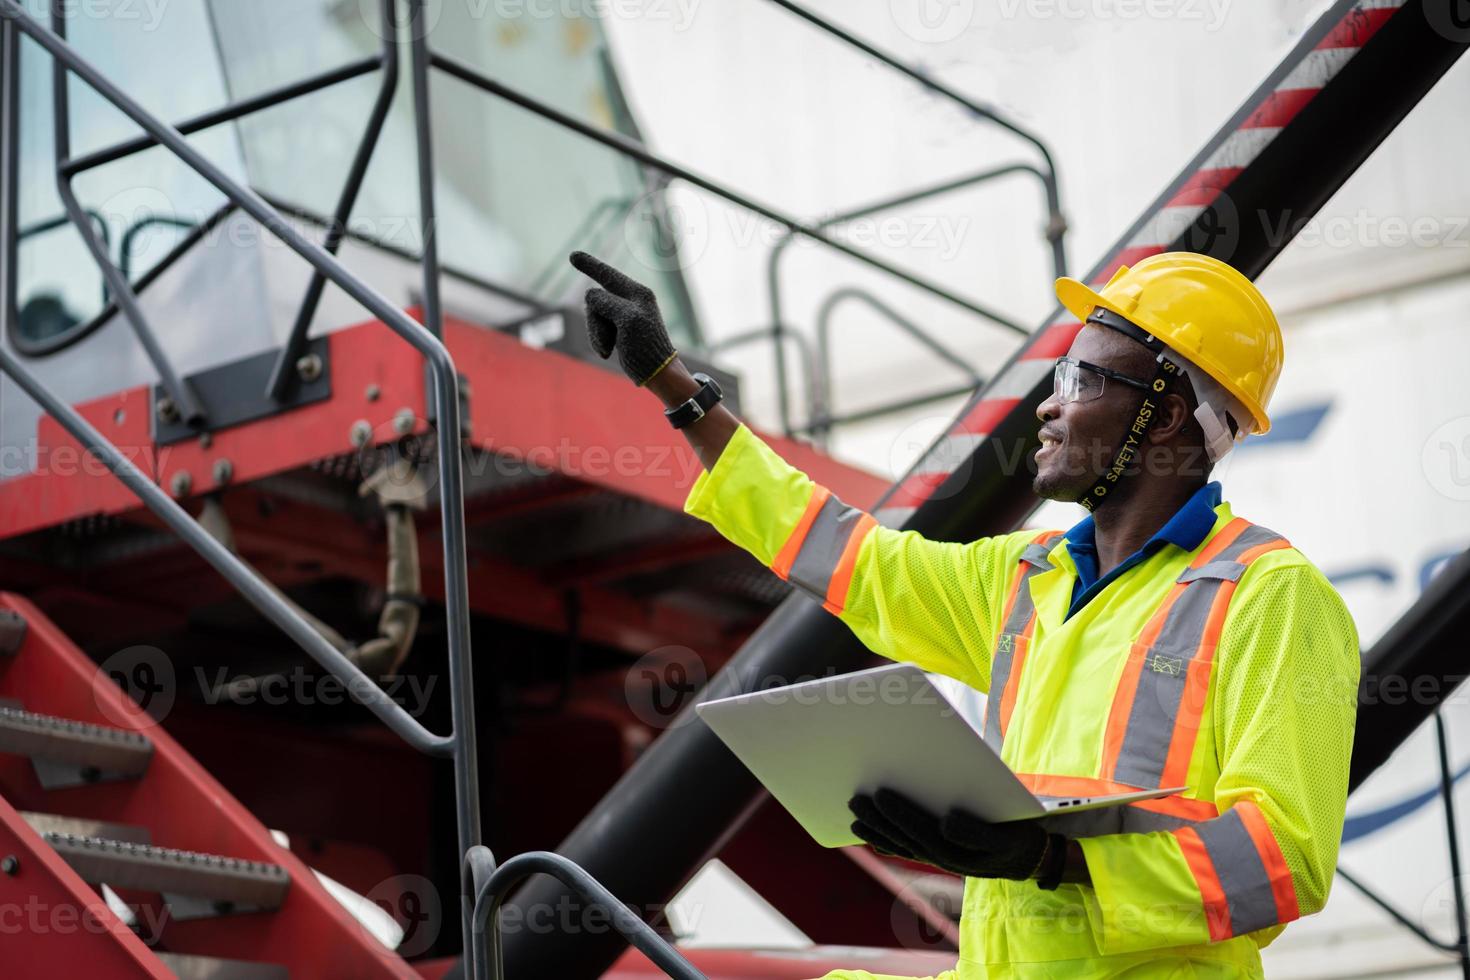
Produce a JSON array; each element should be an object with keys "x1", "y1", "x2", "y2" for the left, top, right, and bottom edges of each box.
[{"x1": 1062, "y1": 481, "x2": 1223, "y2": 621}]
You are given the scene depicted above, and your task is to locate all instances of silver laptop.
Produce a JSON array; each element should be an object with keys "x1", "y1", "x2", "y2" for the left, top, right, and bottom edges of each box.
[{"x1": 696, "y1": 662, "x2": 1186, "y2": 848}]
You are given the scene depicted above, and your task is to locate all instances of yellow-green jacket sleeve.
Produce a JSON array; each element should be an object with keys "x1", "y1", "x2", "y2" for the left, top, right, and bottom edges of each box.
[
  {"x1": 1076, "y1": 562, "x2": 1360, "y2": 954},
  {"x1": 683, "y1": 423, "x2": 1020, "y2": 692}
]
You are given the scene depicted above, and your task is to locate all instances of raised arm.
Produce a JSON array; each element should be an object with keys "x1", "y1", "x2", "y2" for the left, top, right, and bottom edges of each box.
[
  {"x1": 569, "y1": 251, "x2": 738, "y2": 470},
  {"x1": 569, "y1": 252, "x2": 1036, "y2": 691}
]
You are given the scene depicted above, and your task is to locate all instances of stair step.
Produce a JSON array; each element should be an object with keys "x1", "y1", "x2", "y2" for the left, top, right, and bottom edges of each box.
[
  {"x1": 20, "y1": 810, "x2": 152, "y2": 845},
  {"x1": 155, "y1": 952, "x2": 289, "y2": 979},
  {"x1": 43, "y1": 832, "x2": 290, "y2": 911},
  {"x1": 0, "y1": 705, "x2": 152, "y2": 780}
]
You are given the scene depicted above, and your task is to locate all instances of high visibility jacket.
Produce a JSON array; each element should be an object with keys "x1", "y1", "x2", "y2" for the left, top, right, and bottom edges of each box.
[{"x1": 684, "y1": 424, "x2": 1360, "y2": 979}]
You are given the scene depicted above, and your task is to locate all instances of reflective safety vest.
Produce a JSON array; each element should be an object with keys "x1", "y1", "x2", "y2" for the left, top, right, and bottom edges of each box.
[{"x1": 685, "y1": 424, "x2": 1360, "y2": 980}]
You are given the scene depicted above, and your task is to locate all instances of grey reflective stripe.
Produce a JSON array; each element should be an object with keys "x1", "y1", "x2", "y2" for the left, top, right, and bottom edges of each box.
[
  {"x1": 1035, "y1": 798, "x2": 1202, "y2": 838},
  {"x1": 1197, "y1": 808, "x2": 1282, "y2": 935},
  {"x1": 982, "y1": 536, "x2": 1056, "y2": 752},
  {"x1": 1020, "y1": 543, "x2": 1055, "y2": 570},
  {"x1": 786, "y1": 493, "x2": 869, "y2": 601},
  {"x1": 1112, "y1": 523, "x2": 1286, "y2": 789},
  {"x1": 1178, "y1": 560, "x2": 1246, "y2": 584}
]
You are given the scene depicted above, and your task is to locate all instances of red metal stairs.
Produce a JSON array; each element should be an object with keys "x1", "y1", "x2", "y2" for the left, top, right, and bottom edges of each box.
[{"x1": 0, "y1": 592, "x2": 419, "y2": 979}]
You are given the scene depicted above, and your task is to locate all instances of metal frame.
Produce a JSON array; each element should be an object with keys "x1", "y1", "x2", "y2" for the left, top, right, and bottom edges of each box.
[
  {"x1": 804, "y1": 286, "x2": 982, "y2": 443},
  {"x1": 764, "y1": 0, "x2": 1066, "y2": 274},
  {"x1": 764, "y1": 163, "x2": 1064, "y2": 431},
  {"x1": 5, "y1": 0, "x2": 397, "y2": 400},
  {"x1": 258, "y1": 192, "x2": 552, "y2": 315},
  {"x1": 425, "y1": 49, "x2": 1025, "y2": 328},
  {"x1": 757, "y1": 0, "x2": 1069, "y2": 436},
  {"x1": 0, "y1": 3, "x2": 484, "y2": 973},
  {"x1": 18, "y1": 202, "x2": 235, "y2": 355}
]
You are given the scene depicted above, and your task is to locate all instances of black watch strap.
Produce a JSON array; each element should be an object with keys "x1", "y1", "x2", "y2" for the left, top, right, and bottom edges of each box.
[{"x1": 665, "y1": 372, "x2": 723, "y2": 430}]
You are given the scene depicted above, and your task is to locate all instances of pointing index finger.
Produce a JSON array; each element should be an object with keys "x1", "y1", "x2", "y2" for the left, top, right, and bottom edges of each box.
[{"x1": 569, "y1": 251, "x2": 649, "y2": 301}]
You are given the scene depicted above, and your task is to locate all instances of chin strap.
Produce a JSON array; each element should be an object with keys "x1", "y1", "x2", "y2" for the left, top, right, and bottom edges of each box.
[{"x1": 1076, "y1": 309, "x2": 1185, "y2": 514}]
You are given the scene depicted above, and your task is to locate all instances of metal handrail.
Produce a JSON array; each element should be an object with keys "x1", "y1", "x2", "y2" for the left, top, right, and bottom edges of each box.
[
  {"x1": 764, "y1": 162, "x2": 1058, "y2": 435},
  {"x1": 469, "y1": 851, "x2": 706, "y2": 980},
  {"x1": 0, "y1": 5, "x2": 484, "y2": 973},
  {"x1": 706, "y1": 324, "x2": 825, "y2": 423},
  {"x1": 427, "y1": 51, "x2": 1021, "y2": 333},
  {"x1": 763, "y1": 0, "x2": 1066, "y2": 271},
  {"x1": 259, "y1": 192, "x2": 551, "y2": 315},
  {"x1": 805, "y1": 285, "x2": 982, "y2": 443}
]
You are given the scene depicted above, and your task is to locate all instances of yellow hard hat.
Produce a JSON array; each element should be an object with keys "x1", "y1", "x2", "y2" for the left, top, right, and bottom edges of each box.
[{"x1": 1054, "y1": 252, "x2": 1283, "y2": 435}]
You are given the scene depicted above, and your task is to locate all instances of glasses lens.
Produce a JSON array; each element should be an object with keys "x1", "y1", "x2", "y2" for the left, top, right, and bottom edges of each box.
[{"x1": 1054, "y1": 358, "x2": 1105, "y2": 403}]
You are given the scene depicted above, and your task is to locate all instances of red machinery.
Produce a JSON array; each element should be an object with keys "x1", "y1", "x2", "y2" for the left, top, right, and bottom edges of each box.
[{"x1": 0, "y1": 0, "x2": 1467, "y2": 977}]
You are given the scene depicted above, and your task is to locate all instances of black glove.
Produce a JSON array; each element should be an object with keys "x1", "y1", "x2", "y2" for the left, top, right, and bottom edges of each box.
[
  {"x1": 568, "y1": 251, "x2": 678, "y2": 386},
  {"x1": 849, "y1": 788, "x2": 1068, "y2": 890}
]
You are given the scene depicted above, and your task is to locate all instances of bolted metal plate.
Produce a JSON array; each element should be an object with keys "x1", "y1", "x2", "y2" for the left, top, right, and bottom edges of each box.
[{"x1": 153, "y1": 337, "x2": 332, "y2": 445}]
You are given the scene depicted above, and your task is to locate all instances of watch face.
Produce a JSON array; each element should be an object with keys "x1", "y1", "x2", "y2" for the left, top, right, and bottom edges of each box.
[{"x1": 696, "y1": 372, "x2": 722, "y2": 398}]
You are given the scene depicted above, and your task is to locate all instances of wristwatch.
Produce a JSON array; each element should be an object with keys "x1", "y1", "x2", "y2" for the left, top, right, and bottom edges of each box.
[{"x1": 665, "y1": 372, "x2": 724, "y2": 430}]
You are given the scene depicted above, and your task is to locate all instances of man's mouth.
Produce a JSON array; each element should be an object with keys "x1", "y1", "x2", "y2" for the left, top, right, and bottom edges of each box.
[{"x1": 1037, "y1": 430, "x2": 1063, "y2": 457}]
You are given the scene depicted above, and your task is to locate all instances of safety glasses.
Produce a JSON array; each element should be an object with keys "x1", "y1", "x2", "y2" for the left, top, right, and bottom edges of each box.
[{"x1": 1053, "y1": 356, "x2": 1155, "y2": 404}]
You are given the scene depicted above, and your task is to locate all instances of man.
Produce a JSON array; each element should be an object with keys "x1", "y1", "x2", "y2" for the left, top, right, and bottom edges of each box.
[{"x1": 569, "y1": 249, "x2": 1359, "y2": 978}]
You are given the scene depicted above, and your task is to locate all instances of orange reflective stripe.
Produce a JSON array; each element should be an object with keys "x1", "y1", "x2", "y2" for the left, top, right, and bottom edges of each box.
[
  {"x1": 772, "y1": 486, "x2": 829, "y2": 580},
  {"x1": 1160, "y1": 643, "x2": 1217, "y2": 789},
  {"x1": 822, "y1": 512, "x2": 877, "y2": 615},
  {"x1": 1013, "y1": 772, "x2": 1218, "y2": 821},
  {"x1": 1101, "y1": 518, "x2": 1268, "y2": 786},
  {"x1": 996, "y1": 621, "x2": 1033, "y2": 737},
  {"x1": 1156, "y1": 541, "x2": 1286, "y2": 786},
  {"x1": 1196, "y1": 517, "x2": 1253, "y2": 563},
  {"x1": 1236, "y1": 800, "x2": 1300, "y2": 925},
  {"x1": 1132, "y1": 793, "x2": 1220, "y2": 822},
  {"x1": 1175, "y1": 826, "x2": 1233, "y2": 941}
]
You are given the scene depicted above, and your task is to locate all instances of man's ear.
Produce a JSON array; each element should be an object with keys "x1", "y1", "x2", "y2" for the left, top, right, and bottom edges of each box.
[{"x1": 1148, "y1": 392, "x2": 1194, "y2": 444}]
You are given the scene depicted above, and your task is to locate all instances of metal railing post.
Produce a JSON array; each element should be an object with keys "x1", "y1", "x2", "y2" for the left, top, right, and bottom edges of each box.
[
  {"x1": 265, "y1": 0, "x2": 401, "y2": 401},
  {"x1": 1436, "y1": 711, "x2": 1470, "y2": 978},
  {"x1": 46, "y1": 5, "x2": 204, "y2": 423},
  {"x1": 409, "y1": 0, "x2": 443, "y2": 341}
]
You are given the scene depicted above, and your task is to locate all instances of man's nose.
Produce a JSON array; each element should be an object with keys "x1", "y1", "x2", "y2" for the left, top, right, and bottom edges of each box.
[{"x1": 1036, "y1": 391, "x2": 1060, "y2": 423}]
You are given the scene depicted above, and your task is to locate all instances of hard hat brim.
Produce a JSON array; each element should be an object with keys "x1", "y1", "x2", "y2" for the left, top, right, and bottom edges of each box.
[
  {"x1": 1053, "y1": 275, "x2": 1273, "y2": 435},
  {"x1": 1055, "y1": 276, "x2": 1131, "y2": 337}
]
